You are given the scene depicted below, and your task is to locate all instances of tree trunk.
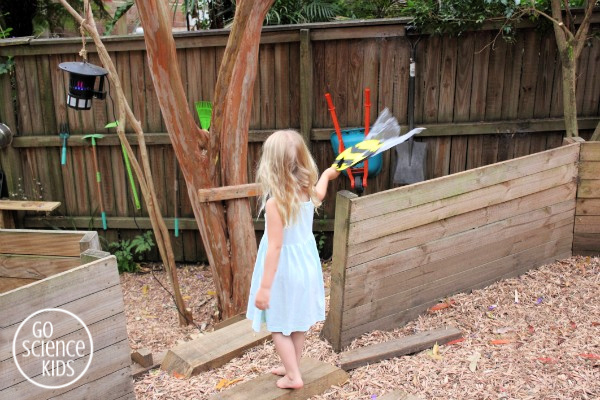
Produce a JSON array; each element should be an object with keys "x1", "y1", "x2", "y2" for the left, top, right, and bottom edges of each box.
[
  {"x1": 135, "y1": 0, "x2": 272, "y2": 318},
  {"x1": 591, "y1": 120, "x2": 600, "y2": 141},
  {"x1": 560, "y1": 57, "x2": 578, "y2": 137},
  {"x1": 212, "y1": 0, "x2": 275, "y2": 315}
]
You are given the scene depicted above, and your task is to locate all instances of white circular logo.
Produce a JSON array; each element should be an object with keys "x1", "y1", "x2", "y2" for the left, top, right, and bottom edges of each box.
[{"x1": 12, "y1": 308, "x2": 94, "y2": 389}]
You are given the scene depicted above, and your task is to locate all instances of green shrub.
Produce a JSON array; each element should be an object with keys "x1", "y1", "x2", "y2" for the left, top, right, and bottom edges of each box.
[{"x1": 108, "y1": 231, "x2": 155, "y2": 273}]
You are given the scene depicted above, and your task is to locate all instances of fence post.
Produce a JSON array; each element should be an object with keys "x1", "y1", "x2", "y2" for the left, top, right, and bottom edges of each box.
[
  {"x1": 321, "y1": 190, "x2": 357, "y2": 352},
  {"x1": 299, "y1": 29, "x2": 313, "y2": 146},
  {"x1": 0, "y1": 64, "x2": 23, "y2": 202}
]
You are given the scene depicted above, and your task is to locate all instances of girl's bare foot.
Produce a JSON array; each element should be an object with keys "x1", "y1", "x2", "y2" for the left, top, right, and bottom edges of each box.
[
  {"x1": 270, "y1": 366, "x2": 286, "y2": 376},
  {"x1": 276, "y1": 375, "x2": 304, "y2": 389}
]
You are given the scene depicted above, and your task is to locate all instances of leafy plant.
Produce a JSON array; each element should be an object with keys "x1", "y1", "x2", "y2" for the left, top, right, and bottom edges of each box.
[
  {"x1": 313, "y1": 213, "x2": 330, "y2": 259},
  {"x1": 105, "y1": 1, "x2": 135, "y2": 35},
  {"x1": 265, "y1": 0, "x2": 340, "y2": 25},
  {"x1": 109, "y1": 231, "x2": 155, "y2": 273}
]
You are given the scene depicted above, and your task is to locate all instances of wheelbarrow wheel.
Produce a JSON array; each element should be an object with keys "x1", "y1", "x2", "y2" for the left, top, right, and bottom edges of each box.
[{"x1": 354, "y1": 175, "x2": 364, "y2": 196}]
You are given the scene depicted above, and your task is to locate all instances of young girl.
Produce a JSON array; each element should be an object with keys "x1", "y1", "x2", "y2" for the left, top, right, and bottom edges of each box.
[{"x1": 246, "y1": 129, "x2": 340, "y2": 389}]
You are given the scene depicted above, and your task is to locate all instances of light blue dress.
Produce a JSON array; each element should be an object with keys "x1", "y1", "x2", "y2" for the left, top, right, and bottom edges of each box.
[{"x1": 246, "y1": 200, "x2": 325, "y2": 336}]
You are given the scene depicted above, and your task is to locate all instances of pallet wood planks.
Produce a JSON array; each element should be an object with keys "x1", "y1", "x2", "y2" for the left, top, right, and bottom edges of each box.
[
  {"x1": 0, "y1": 229, "x2": 99, "y2": 257},
  {"x1": 339, "y1": 326, "x2": 461, "y2": 371},
  {"x1": 208, "y1": 358, "x2": 348, "y2": 400},
  {"x1": 574, "y1": 142, "x2": 600, "y2": 255},
  {"x1": 161, "y1": 319, "x2": 271, "y2": 378},
  {"x1": 0, "y1": 231, "x2": 133, "y2": 400},
  {"x1": 323, "y1": 144, "x2": 580, "y2": 351}
]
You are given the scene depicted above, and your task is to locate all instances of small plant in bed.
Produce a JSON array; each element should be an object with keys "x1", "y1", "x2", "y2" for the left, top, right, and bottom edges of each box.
[{"x1": 109, "y1": 231, "x2": 155, "y2": 273}]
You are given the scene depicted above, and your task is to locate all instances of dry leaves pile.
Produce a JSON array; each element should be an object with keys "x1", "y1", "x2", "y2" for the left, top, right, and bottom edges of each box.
[{"x1": 121, "y1": 256, "x2": 600, "y2": 400}]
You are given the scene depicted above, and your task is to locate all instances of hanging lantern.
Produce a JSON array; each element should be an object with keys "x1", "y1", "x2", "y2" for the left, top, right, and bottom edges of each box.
[{"x1": 58, "y1": 61, "x2": 108, "y2": 110}]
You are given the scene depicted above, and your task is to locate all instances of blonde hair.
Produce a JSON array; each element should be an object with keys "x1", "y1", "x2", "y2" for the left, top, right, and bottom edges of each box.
[{"x1": 256, "y1": 130, "x2": 321, "y2": 226}]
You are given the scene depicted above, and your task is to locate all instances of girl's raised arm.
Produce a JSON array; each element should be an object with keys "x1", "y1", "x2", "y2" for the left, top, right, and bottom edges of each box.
[{"x1": 315, "y1": 167, "x2": 341, "y2": 202}]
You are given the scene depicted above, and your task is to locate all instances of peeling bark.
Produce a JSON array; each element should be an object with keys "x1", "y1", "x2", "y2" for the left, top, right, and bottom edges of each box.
[{"x1": 136, "y1": 0, "x2": 273, "y2": 317}]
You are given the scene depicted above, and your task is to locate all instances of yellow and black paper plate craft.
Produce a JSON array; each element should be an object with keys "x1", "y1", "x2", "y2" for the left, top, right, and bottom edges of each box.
[{"x1": 332, "y1": 139, "x2": 383, "y2": 171}]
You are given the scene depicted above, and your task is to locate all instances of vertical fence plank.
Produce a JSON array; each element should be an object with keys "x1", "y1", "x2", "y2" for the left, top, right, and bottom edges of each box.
[
  {"x1": 87, "y1": 52, "x2": 109, "y2": 133},
  {"x1": 392, "y1": 38, "x2": 410, "y2": 124},
  {"x1": 501, "y1": 37, "x2": 525, "y2": 119},
  {"x1": 130, "y1": 50, "x2": 148, "y2": 132},
  {"x1": 0, "y1": 57, "x2": 23, "y2": 202},
  {"x1": 333, "y1": 40, "x2": 349, "y2": 128},
  {"x1": 14, "y1": 57, "x2": 33, "y2": 135},
  {"x1": 533, "y1": 35, "x2": 558, "y2": 119},
  {"x1": 576, "y1": 40, "x2": 591, "y2": 114},
  {"x1": 200, "y1": 47, "x2": 217, "y2": 104},
  {"x1": 289, "y1": 42, "x2": 301, "y2": 129},
  {"x1": 347, "y1": 40, "x2": 364, "y2": 126},
  {"x1": 518, "y1": 30, "x2": 541, "y2": 120},
  {"x1": 363, "y1": 39, "x2": 379, "y2": 123},
  {"x1": 144, "y1": 52, "x2": 163, "y2": 132},
  {"x1": 581, "y1": 38, "x2": 600, "y2": 116},
  {"x1": 472, "y1": 32, "x2": 494, "y2": 166},
  {"x1": 485, "y1": 39, "x2": 507, "y2": 121},
  {"x1": 299, "y1": 30, "x2": 313, "y2": 142},
  {"x1": 260, "y1": 44, "x2": 276, "y2": 129},
  {"x1": 274, "y1": 43, "x2": 290, "y2": 129},
  {"x1": 110, "y1": 145, "x2": 129, "y2": 217},
  {"x1": 312, "y1": 41, "x2": 326, "y2": 128}
]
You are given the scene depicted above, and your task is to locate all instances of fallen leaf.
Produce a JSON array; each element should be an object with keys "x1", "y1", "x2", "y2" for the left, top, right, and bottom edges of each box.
[
  {"x1": 141, "y1": 284, "x2": 149, "y2": 295},
  {"x1": 528, "y1": 325, "x2": 535, "y2": 334},
  {"x1": 569, "y1": 321, "x2": 577, "y2": 330},
  {"x1": 446, "y1": 338, "x2": 465, "y2": 346},
  {"x1": 468, "y1": 352, "x2": 481, "y2": 372},
  {"x1": 579, "y1": 353, "x2": 600, "y2": 360},
  {"x1": 486, "y1": 312, "x2": 496, "y2": 319},
  {"x1": 207, "y1": 290, "x2": 216, "y2": 296},
  {"x1": 183, "y1": 295, "x2": 192, "y2": 300},
  {"x1": 427, "y1": 342, "x2": 443, "y2": 360},
  {"x1": 428, "y1": 300, "x2": 455, "y2": 313},
  {"x1": 493, "y1": 327, "x2": 514, "y2": 334},
  {"x1": 216, "y1": 378, "x2": 228, "y2": 389},
  {"x1": 490, "y1": 339, "x2": 513, "y2": 345},
  {"x1": 172, "y1": 372, "x2": 185, "y2": 379},
  {"x1": 225, "y1": 377, "x2": 243, "y2": 387},
  {"x1": 592, "y1": 322, "x2": 599, "y2": 327},
  {"x1": 216, "y1": 377, "x2": 243, "y2": 389}
]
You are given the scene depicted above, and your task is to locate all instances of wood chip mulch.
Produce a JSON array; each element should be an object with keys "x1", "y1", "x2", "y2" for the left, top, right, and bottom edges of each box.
[{"x1": 120, "y1": 256, "x2": 600, "y2": 400}]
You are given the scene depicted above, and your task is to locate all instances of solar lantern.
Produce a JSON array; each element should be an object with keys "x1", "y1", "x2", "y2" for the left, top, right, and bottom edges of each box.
[{"x1": 58, "y1": 61, "x2": 108, "y2": 110}]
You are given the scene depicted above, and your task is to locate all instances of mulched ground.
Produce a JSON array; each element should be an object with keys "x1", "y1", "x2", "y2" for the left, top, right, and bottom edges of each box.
[{"x1": 120, "y1": 256, "x2": 600, "y2": 400}]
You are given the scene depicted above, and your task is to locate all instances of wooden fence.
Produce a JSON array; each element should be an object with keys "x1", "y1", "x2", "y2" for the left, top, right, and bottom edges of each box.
[
  {"x1": 0, "y1": 18, "x2": 599, "y2": 261},
  {"x1": 322, "y1": 142, "x2": 581, "y2": 351}
]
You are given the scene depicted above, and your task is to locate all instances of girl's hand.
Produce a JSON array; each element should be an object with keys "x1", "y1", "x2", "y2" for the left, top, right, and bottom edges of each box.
[
  {"x1": 255, "y1": 287, "x2": 270, "y2": 310},
  {"x1": 325, "y1": 167, "x2": 341, "y2": 180}
]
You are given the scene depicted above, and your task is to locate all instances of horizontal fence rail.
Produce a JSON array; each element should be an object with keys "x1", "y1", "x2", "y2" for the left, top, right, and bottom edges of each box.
[{"x1": 0, "y1": 18, "x2": 599, "y2": 261}]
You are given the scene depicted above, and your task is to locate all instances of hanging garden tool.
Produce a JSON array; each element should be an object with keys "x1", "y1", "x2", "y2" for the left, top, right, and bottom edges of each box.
[
  {"x1": 332, "y1": 109, "x2": 425, "y2": 172},
  {"x1": 327, "y1": 89, "x2": 381, "y2": 194},
  {"x1": 105, "y1": 121, "x2": 141, "y2": 210},
  {"x1": 395, "y1": 27, "x2": 428, "y2": 185},
  {"x1": 195, "y1": 101, "x2": 212, "y2": 130},
  {"x1": 59, "y1": 123, "x2": 70, "y2": 166},
  {"x1": 82, "y1": 133, "x2": 108, "y2": 230}
]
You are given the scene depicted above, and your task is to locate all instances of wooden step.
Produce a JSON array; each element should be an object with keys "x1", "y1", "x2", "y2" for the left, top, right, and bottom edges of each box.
[
  {"x1": 378, "y1": 389, "x2": 424, "y2": 400},
  {"x1": 209, "y1": 358, "x2": 348, "y2": 400},
  {"x1": 339, "y1": 326, "x2": 462, "y2": 371},
  {"x1": 161, "y1": 319, "x2": 271, "y2": 378}
]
